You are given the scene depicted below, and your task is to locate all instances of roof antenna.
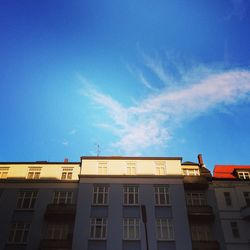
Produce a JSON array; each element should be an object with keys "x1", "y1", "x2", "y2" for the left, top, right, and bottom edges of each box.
[{"x1": 95, "y1": 143, "x2": 101, "y2": 157}]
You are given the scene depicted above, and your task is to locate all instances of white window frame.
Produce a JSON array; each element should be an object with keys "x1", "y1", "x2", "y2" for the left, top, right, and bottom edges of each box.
[
  {"x1": 53, "y1": 191, "x2": 73, "y2": 204},
  {"x1": 27, "y1": 168, "x2": 41, "y2": 179},
  {"x1": 98, "y1": 162, "x2": 108, "y2": 175},
  {"x1": 126, "y1": 163, "x2": 136, "y2": 175},
  {"x1": 61, "y1": 168, "x2": 73, "y2": 180},
  {"x1": 123, "y1": 186, "x2": 139, "y2": 205},
  {"x1": 238, "y1": 171, "x2": 250, "y2": 180},
  {"x1": 123, "y1": 218, "x2": 140, "y2": 240},
  {"x1": 8, "y1": 222, "x2": 30, "y2": 244},
  {"x1": 16, "y1": 190, "x2": 38, "y2": 210},
  {"x1": 45, "y1": 223, "x2": 69, "y2": 240},
  {"x1": 156, "y1": 218, "x2": 174, "y2": 241},
  {"x1": 0, "y1": 167, "x2": 9, "y2": 179},
  {"x1": 186, "y1": 192, "x2": 206, "y2": 206},
  {"x1": 92, "y1": 186, "x2": 109, "y2": 205},
  {"x1": 89, "y1": 218, "x2": 107, "y2": 240},
  {"x1": 191, "y1": 224, "x2": 211, "y2": 241},
  {"x1": 182, "y1": 168, "x2": 200, "y2": 176},
  {"x1": 155, "y1": 186, "x2": 170, "y2": 206}
]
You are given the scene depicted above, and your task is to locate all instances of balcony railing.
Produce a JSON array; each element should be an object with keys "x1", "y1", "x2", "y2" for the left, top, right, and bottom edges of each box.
[
  {"x1": 183, "y1": 176, "x2": 208, "y2": 189},
  {"x1": 44, "y1": 204, "x2": 76, "y2": 220},
  {"x1": 40, "y1": 239, "x2": 72, "y2": 249},
  {"x1": 241, "y1": 206, "x2": 250, "y2": 220},
  {"x1": 192, "y1": 240, "x2": 220, "y2": 250},
  {"x1": 188, "y1": 205, "x2": 214, "y2": 221}
]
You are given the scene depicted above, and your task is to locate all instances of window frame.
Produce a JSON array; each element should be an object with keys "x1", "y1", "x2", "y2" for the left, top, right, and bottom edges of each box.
[
  {"x1": 191, "y1": 224, "x2": 211, "y2": 241},
  {"x1": 182, "y1": 168, "x2": 200, "y2": 176},
  {"x1": 16, "y1": 190, "x2": 38, "y2": 210},
  {"x1": 154, "y1": 186, "x2": 170, "y2": 206},
  {"x1": 156, "y1": 218, "x2": 174, "y2": 241},
  {"x1": 89, "y1": 218, "x2": 107, "y2": 240},
  {"x1": 224, "y1": 192, "x2": 232, "y2": 206},
  {"x1": 243, "y1": 192, "x2": 250, "y2": 207},
  {"x1": 186, "y1": 192, "x2": 206, "y2": 206},
  {"x1": 53, "y1": 191, "x2": 73, "y2": 204},
  {"x1": 123, "y1": 218, "x2": 140, "y2": 240},
  {"x1": 98, "y1": 162, "x2": 108, "y2": 175},
  {"x1": 123, "y1": 186, "x2": 139, "y2": 206},
  {"x1": 8, "y1": 222, "x2": 30, "y2": 244},
  {"x1": 238, "y1": 171, "x2": 250, "y2": 180},
  {"x1": 61, "y1": 168, "x2": 73, "y2": 180},
  {"x1": 45, "y1": 223, "x2": 69, "y2": 240},
  {"x1": 230, "y1": 221, "x2": 240, "y2": 238},
  {"x1": 92, "y1": 186, "x2": 109, "y2": 205},
  {"x1": 126, "y1": 163, "x2": 136, "y2": 175},
  {"x1": 0, "y1": 167, "x2": 9, "y2": 179}
]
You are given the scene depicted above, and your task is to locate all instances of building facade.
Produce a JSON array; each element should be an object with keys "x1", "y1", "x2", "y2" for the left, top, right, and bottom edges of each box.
[{"x1": 1, "y1": 155, "x2": 248, "y2": 250}]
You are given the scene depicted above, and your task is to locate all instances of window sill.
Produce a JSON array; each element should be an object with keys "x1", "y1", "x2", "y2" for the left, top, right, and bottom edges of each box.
[
  {"x1": 6, "y1": 243, "x2": 27, "y2": 245},
  {"x1": 123, "y1": 239, "x2": 141, "y2": 241},
  {"x1": 88, "y1": 238, "x2": 107, "y2": 241},
  {"x1": 123, "y1": 204, "x2": 140, "y2": 207},
  {"x1": 91, "y1": 204, "x2": 109, "y2": 207},
  {"x1": 157, "y1": 239, "x2": 175, "y2": 242},
  {"x1": 14, "y1": 209, "x2": 34, "y2": 212},
  {"x1": 155, "y1": 204, "x2": 171, "y2": 207}
]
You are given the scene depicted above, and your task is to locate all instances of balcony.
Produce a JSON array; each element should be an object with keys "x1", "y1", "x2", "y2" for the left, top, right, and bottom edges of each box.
[
  {"x1": 241, "y1": 206, "x2": 250, "y2": 220},
  {"x1": 192, "y1": 240, "x2": 220, "y2": 250},
  {"x1": 44, "y1": 204, "x2": 76, "y2": 220},
  {"x1": 40, "y1": 239, "x2": 72, "y2": 249},
  {"x1": 188, "y1": 205, "x2": 214, "y2": 221},
  {"x1": 183, "y1": 176, "x2": 208, "y2": 189}
]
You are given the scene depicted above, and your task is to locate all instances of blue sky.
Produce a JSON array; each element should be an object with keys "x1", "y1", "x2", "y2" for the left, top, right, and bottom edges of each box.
[{"x1": 0, "y1": 0, "x2": 250, "y2": 170}]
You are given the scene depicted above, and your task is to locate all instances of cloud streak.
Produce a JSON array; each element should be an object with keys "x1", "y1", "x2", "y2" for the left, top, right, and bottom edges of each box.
[{"x1": 80, "y1": 58, "x2": 250, "y2": 155}]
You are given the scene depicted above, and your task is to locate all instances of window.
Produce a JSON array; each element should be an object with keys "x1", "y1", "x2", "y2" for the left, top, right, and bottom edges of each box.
[
  {"x1": 27, "y1": 168, "x2": 41, "y2": 179},
  {"x1": 243, "y1": 192, "x2": 250, "y2": 206},
  {"x1": 156, "y1": 218, "x2": 174, "y2": 240},
  {"x1": 8, "y1": 222, "x2": 30, "y2": 244},
  {"x1": 53, "y1": 191, "x2": 73, "y2": 204},
  {"x1": 224, "y1": 192, "x2": 232, "y2": 206},
  {"x1": 230, "y1": 222, "x2": 240, "y2": 238},
  {"x1": 16, "y1": 190, "x2": 38, "y2": 209},
  {"x1": 182, "y1": 168, "x2": 200, "y2": 176},
  {"x1": 45, "y1": 223, "x2": 69, "y2": 240},
  {"x1": 191, "y1": 224, "x2": 211, "y2": 241},
  {"x1": 98, "y1": 162, "x2": 107, "y2": 175},
  {"x1": 61, "y1": 168, "x2": 73, "y2": 180},
  {"x1": 90, "y1": 218, "x2": 107, "y2": 239},
  {"x1": 123, "y1": 218, "x2": 140, "y2": 240},
  {"x1": 238, "y1": 171, "x2": 250, "y2": 180},
  {"x1": 0, "y1": 167, "x2": 9, "y2": 179},
  {"x1": 93, "y1": 186, "x2": 108, "y2": 205},
  {"x1": 127, "y1": 163, "x2": 136, "y2": 175},
  {"x1": 155, "y1": 186, "x2": 170, "y2": 206},
  {"x1": 186, "y1": 192, "x2": 206, "y2": 206},
  {"x1": 123, "y1": 186, "x2": 139, "y2": 205}
]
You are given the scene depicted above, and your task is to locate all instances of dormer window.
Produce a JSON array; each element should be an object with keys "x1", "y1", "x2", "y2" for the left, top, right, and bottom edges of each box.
[
  {"x1": 98, "y1": 162, "x2": 107, "y2": 175},
  {"x1": 27, "y1": 168, "x2": 41, "y2": 179},
  {"x1": 61, "y1": 168, "x2": 73, "y2": 180},
  {"x1": 0, "y1": 167, "x2": 9, "y2": 179},
  {"x1": 183, "y1": 168, "x2": 200, "y2": 176},
  {"x1": 155, "y1": 162, "x2": 166, "y2": 175},
  {"x1": 238, "y1": 171, "x2": 250, "y2": 180},
  {"x1": 126, "y1": 162, "x2": 136, "y2": 175}
]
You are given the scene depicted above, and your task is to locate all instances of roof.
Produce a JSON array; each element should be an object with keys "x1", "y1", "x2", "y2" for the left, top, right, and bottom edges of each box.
[
  {"x1": 0, "y1": 162, "x2": 80, "y2": 165},
  {"x1": 213, "y1": 165, "x2": 250, "y2": 179},
  {"x1": 81, "y1": 156, "x2": 182, "y2": 160}
]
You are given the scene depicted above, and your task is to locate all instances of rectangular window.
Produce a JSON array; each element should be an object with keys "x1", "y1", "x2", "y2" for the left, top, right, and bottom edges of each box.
[
  {"x1": 127, "y1": 163, "x2": 136, "y2": 175},
  {"x1": 155, "y1": 186, "x2": 170, "y2": 206},
  {"x1": 238, "y1": 172, "x2": 250, "y2": 179},
  {"x1": 53, "y1": 191, "x2": 73, "y2": 204},
  {"x1": 182, "y1": 169, "x2": 200, "y2": 176},
  {"x1": 224, "y1": 192, "x2": 232, "y2": 206},
  {"x1": 186, "y1": 192, "x2": 206, "y2": 206},
  {"x1": 90, "y1": 218, "x2": 107, "y2": 239},
  {"x1": 123, "y1": 186, "x2": 139, "y2": 205},
  {"x1": 98, "y1": 162, "x2": 107, "y2": 175},
  {"x1": 16, "y1": 190, "x2": 38, "y2": 209},
  {"x1": 27, "y1": 168, "x2": 41, "y2": 179},
  {"x1": 243, "y1": 192, "x2": 250, "y2": 206},
  {"x1": 61, "y1": 168, "x2": 73, "y2": 180},
  {"x1": 93, "y1": 186, "x2": 108, "y2": 205},
  {"x1": 156, "y1": 218, "x2": 174, "y2": 240},
  {"x1": 123, "y1": 218, "x2": 140, "y2": 240},
  {"x1": 8, "y1": 222, "x2": 30, "y2": 243},
  {"x1": 191, "y1": 224, "x2": 211, "y2": 241},
  {"x1": 230, "y1": 222, "x2": 240, "y2": 238},
  {"x1": 45, "y1": 223, "x2": 69, "y2": 240},
  {"x1": 0, "y1": 168, "x2": 9, "y2": 179}
]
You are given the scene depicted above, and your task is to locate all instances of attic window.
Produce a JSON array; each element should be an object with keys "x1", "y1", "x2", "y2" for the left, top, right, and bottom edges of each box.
[
  {"x1": 238, "y1": 171, "x2": 250, "y2": 180},
  {"x1": 183, "y1": 168, "x2": 200, "y2": 176}
]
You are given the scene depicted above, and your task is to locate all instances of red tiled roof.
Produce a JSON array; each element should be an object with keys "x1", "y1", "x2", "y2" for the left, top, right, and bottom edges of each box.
[{"x1": 213, "y1": 165, "x2": 250, "y2": 179}]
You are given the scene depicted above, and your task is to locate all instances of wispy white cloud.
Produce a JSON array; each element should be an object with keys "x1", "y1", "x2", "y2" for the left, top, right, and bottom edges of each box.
[{"x1": 79, "y1": 57, "x2": 250, "y2": 155}]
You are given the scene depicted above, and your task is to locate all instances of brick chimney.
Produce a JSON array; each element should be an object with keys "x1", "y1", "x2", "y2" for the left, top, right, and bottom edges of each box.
[
  {"x1": 64, "y1": 158, "x2": 69, "y2": 163},
  {"x1": 198, "y1": 154, "x2": 204, "y2": 167}
]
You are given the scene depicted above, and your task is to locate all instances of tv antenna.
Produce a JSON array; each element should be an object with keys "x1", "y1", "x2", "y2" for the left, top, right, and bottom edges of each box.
[{"x1": 95, "y1": 143, "x2": 101, "y2": 156}]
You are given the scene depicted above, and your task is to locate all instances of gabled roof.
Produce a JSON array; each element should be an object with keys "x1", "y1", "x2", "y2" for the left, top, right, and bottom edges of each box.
[{"x1": 213, "y1": 165, "x2": 250, "y2": 179}]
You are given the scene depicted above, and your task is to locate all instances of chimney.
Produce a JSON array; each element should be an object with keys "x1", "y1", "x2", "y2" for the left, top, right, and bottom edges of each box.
[
  {"x1": 64, "y1": 158, "x2": 69, "y2": 163},
  {"x1": 198, "y1": 154, "x2": 204, "y2": 167}
]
